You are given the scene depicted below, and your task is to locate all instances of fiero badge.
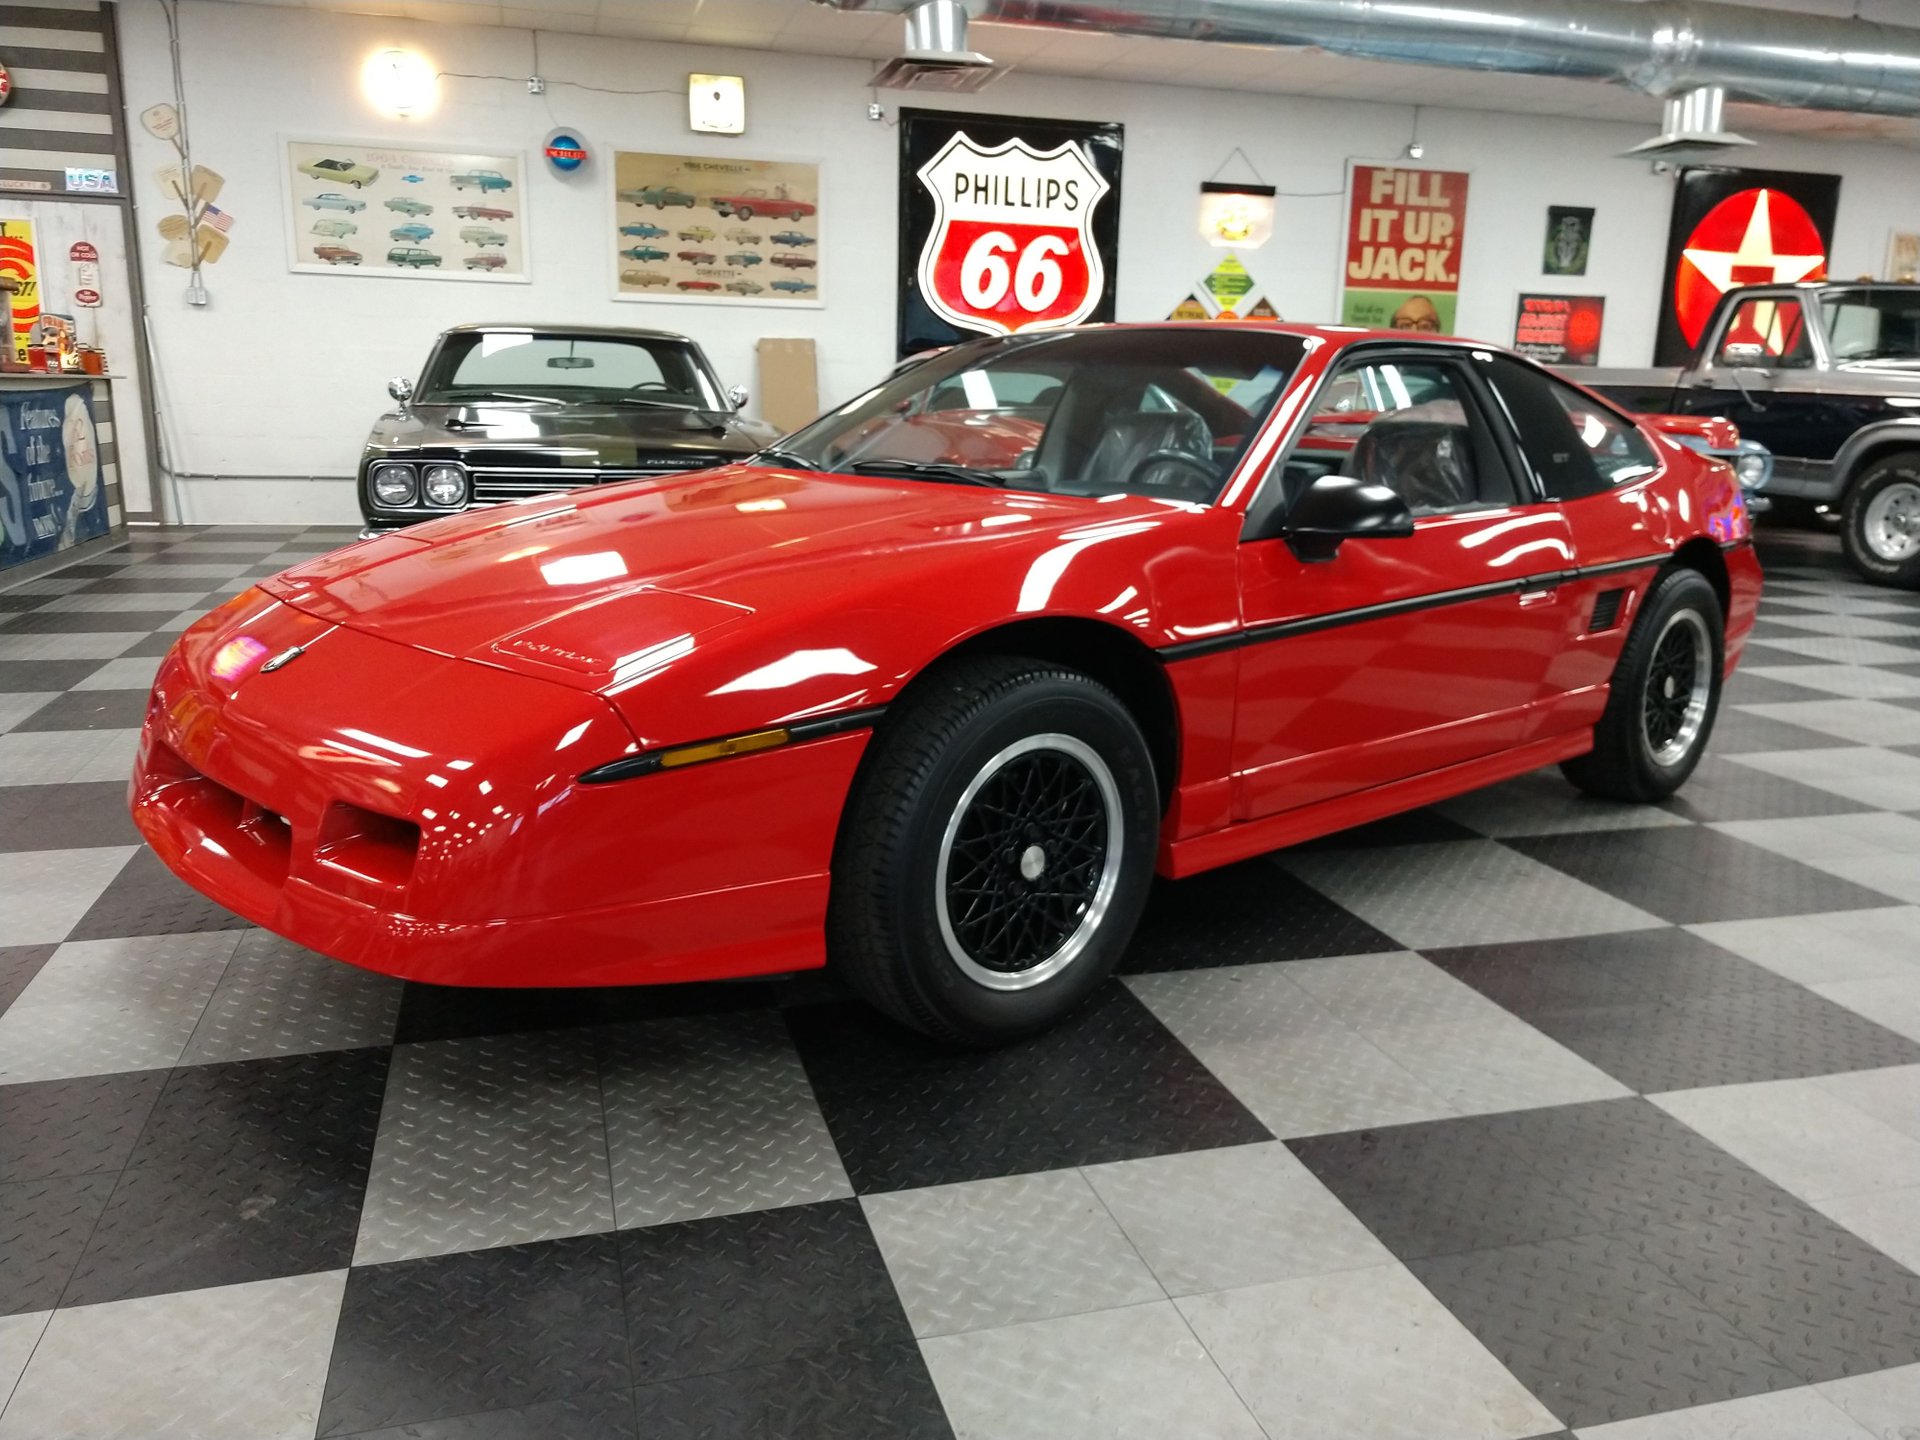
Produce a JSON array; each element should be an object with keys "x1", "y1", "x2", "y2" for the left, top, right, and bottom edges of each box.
[{"x1": 914, "y1": 132, "x2": 1111, "y2": 338}]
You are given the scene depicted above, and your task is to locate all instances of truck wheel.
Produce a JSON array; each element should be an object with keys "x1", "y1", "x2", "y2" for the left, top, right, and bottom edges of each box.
[
  {"x1": 1562, "y1": 566, "x2": 1724, "y2": 804},
  {"x1": 1842, "y1": 456, "x2": 1920, "y2": 589},
  {"x1": 828, "y1": 656, "x2": 1159, "y2": 1045}
]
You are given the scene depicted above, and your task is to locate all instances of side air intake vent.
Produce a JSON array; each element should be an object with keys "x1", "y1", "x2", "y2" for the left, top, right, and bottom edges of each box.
[{"x1": 1590, "y1": 588, "x2": 1627, "y2": 632}]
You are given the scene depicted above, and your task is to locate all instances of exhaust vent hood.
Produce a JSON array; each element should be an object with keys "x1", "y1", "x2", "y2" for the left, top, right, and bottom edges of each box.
[
  {"x1": 871, "y1": 0, "x2": 1003, "y2": 92},
  {"x1": 1621, "y1": 85, "x2": 1755, "y2": 163}
]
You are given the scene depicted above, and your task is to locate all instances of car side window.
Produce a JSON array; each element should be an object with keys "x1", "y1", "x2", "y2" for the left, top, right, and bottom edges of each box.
[
  {"x1": 1295, "y1": 359, "x2": 1519, "y2": 516},
  {"x1": 1480, "y1": 356, "x2": 1657, "y2": 500},
  {"x1": 1714, "y1": 297, "x2": 1815, "y2": 370}
]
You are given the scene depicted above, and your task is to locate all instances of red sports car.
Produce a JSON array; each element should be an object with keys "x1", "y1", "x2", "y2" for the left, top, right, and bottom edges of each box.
[{"x1": 132, "y1": 325, "x2": 1760, "y2": 1043}]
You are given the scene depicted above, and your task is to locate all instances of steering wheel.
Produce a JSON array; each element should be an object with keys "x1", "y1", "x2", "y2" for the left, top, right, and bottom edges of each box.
[{"x1": 1124, "y1": 448, "x2": 1219, "y2": 501}]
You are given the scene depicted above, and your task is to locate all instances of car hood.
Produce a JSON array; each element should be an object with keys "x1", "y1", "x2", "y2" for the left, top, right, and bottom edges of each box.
[
  {"x1": 365, "y1": 401, "x2": 778, "y2": 468},
  {"x1": 262, "y1": 464, "x2": 1154, "y2": 696}
]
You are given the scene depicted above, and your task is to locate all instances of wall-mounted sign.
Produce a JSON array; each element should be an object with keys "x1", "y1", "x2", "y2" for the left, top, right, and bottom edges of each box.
[
  {"x1": 544, "y1": 130, "x2": 588, "y2": 174},
  {"x1": 139, "y1": 103, "x2": 179, "y2": 140},
  {"x1": 1198, "y1": 181, "x2": 1275, "y2": 250},
  {"x1": 0, "y1": 384, "x2": 108, "y2": 570},
  {"x1": 1514, "y1": 293, "x2": 1605, "y2": 366},
  {"x1": 898, "y1": 108, "x2": 1123, "y2": 357},
  {"x1": 611, "y1": 150, "x2": 819, "y2": 306},
  {"x1": 1656, "y1": 167, "x2": 1838, "y2": 365},
  {"x1": 71, "y1": 243, "x2": 102, "y2": 307},
  {"x1": 1341, "y1": 164, "x2": 1470, "y2": 334},
  {"x1": 1, "y1": 220, "x2": 38, "y2": 367},
  {"x1": 1169, "y1": 255, "x2": 1279, "y2": 323},
  {"x1": 64, "y1": 168, "x2": 118, "y2": 195},
  {"x1": 1889, "y1": 231, "x2": 1920, "y2": 282},
  {"x1": 0, "y1": 61, "x2": 12, "y2": 108},
  {"x1": 1543, "y1": 206, "x2": 1593, "y2": 276},
  {"x1": 283, "y1": 137, "x2": 529, "y2": 283}
]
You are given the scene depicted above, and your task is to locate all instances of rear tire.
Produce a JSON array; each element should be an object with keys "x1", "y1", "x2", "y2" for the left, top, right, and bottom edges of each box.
[
  {"x1": 1562, "y1": 566, "x2": 1724, "y2": 803},
  {"x1": 828, "y1": 656, "x2": 1159, "y2": 1045},
  {"x1": 1842, "y1": 456, "x2": 1920, "y2": 589}
]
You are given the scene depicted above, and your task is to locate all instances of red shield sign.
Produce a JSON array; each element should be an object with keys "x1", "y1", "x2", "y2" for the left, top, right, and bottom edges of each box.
[{"x1": 915, "y1": 132, "x2": 1111, "y2": 337}]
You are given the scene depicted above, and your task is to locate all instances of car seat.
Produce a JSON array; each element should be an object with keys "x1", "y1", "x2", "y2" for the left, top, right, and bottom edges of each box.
[{"x1": 1341, "y1": 419, "x2": 1479, "y2": 512}]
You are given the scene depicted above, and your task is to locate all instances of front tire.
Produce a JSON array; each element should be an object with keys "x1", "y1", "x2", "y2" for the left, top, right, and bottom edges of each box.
[
  {"x1": 828, "y1": 656, "x2": 1159, "y2": 1044},
  {"x1": 1842, "y1": 456, "x2": 1920, "y2": 589},
  {"x1": 1562, "y1": 566, "x2": 1724, "y2": 803}
]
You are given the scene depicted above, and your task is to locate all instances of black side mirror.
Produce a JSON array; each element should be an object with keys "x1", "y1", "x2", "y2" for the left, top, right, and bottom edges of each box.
[{"x1": 1278, "y1": 472, "x2": 1415, "y2": 562}]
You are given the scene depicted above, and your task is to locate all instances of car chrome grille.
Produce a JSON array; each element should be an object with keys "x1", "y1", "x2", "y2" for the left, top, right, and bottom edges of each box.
[{"x1": 469, "y1": 460, "x2": 733, "y2": 506}]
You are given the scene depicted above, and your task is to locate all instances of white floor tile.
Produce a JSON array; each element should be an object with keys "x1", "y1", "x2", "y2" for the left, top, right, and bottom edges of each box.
[
  {"x1": 1571, "y1": 1382, "x2": 1871, "y2": 1438},
  {"x1": 1687, "y1": 909, "x2": 1920, "y2": 987},
  {"x1": 1653, "y1": 1077, "x2": 1920, "y2": 1203}
]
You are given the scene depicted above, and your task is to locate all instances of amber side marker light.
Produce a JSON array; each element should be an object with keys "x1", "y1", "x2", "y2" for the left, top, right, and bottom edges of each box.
[
  {"x1": 658, "y1": 728, "x2": 791, "y2": 768},
  {"x1": 578, "y1": 707, "x2": 888, "y2": 785}
]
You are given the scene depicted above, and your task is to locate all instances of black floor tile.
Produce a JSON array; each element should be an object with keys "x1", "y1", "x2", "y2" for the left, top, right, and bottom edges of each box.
[
  {"x1": 1708, "y1": 706, "x2": 1842, "y2": 754},
  {"x1": 0, "y1": 610, "x2": 178, "y2": 635},
  {"x1": 631, "y1": 1344, "x2": 954, "y2": 1440},
  {"x1": 1119, "y1": 857, "x2": 1397, "y2": 974},
  {"x1": 392, "y1": 970, "x2": 837, "y2": 1045},
  {"x1": 1662, "y1": 754, "x2": 1871, "y2": 822},
  {"x1": 0, "y1": 659, "x2": 102, "y2": 692},
  {"x1": 0, "y1": 1173, "x2": 115, "y2": 1315},
  {"x1": 319, "y1": 1234, "x2": 631, "y2": 1437},
  {"x1": 1410, "y1": 1230, "x2": 1802, "y2": 1429},
  {"x1": 1427, "y1": 928, "x2": 1798, "y2": 1011},
  {"x1": 0, "y1": 782, "x2": 142, "y2": 851},
  {"x1": 1290, "y1": 806, "x2": 1481, "y2": 850},
  {"x1": 65, "y1": 846, "x2": 251, "y2": 940},
  {"x1": 0, "y1": 943, "x2": 56, "y2": 1014},
  {"x1": 0, "y1": 1069, "x2": 167, "y2": 1182},
  {"x1": 336, "y1": 1391, "x2": 639, "y2": 1440},
  {"x1": 1737, "y1": 641, "x2": 1826, "y2": 667},
  {"x1": 119, "y1": 630, "x2": 184, "y2": 657},
  {"x1": 619, "y1": 1199, "x2": 915, "y2": 1385},
  {"x1": 11, "y1": 688, "x2": 149, "y2": 733},
  {"x1": 791, "y1": 987, "x2": 1270, "y2": 1193},
  {"x1": 1507, "y1": 826, "x2": 1893, "y2": 924}
]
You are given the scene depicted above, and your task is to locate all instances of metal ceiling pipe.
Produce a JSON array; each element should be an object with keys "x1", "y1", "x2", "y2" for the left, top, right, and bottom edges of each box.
[{"x1": 814, "y1": 0, "x2": 1920, "y2": 118}]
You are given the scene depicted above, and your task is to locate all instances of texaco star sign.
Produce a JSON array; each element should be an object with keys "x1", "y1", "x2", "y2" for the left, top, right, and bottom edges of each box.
[{"x1": 1673, "y1": 187, "x2": 1828, "y2": 346}]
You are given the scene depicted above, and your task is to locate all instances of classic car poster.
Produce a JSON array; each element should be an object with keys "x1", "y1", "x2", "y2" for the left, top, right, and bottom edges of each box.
[
  {"x1": 1654, "y1": 166, "x2": 1839, "y2": 365},
  {"x1": 898, "y1": 108, "x2": 1123, "y2": 357},
  {"x1": 1543, "y1": 206, "x2": 1593, "y2": 276},
  {"x1": 282, "y1": 139, "x2": 528, "y2": 282},
  {"x1": 1340, "y1": 164, "x2": 1470, "y2": 334},
  {"x1": 1, "y1": 219, "x2": 40, "y2": 367},
  {"x1": 611, "y1": 151, "x2": 820, "y2": 305},
  {"x1": 1513, "y1": 293, "x2": 1605, "y2": 366},
  {"x1": 0, "y1": 382, "x2": 108, "y2": 570}
]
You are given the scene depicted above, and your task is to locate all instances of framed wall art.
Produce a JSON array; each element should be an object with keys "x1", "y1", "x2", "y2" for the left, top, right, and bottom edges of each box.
[
  {"x1": 611, "y1": 151, "x2": 820, "y2": 306},
  {"x1": 1340, "y1": 163, "x2": 1471, "y2": 334},
  {"x1": 282, "y1": 138, "x2": 529, "y2": 282}
]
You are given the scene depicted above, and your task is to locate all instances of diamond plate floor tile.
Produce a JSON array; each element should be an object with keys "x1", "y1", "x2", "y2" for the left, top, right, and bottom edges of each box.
[
  {"x1": 922, "y1": 1300, "x2": 1266, "y2": 1440},
  {"x1": 863, "y1": 1169, "x2": 1163, "y2": 1337},
  {"x1": 1660, "y1": 754, "x2": 1873, "y2": 823},
  {"x1": 1179, "y1": 1262, "x2": 1561, "y2": 1440},
  {"x1": 631, "y1": 1344, "x2": 952, "y2": 1440},
  {"x1": 1686, "y1": 908, "x2": 1920, "y2": 987},
  {"x1": 1706, "y1": 705, "x2": 1847, "y2": 755},
  {"x1": 1742, "y1": 698, "x2": 1920, "y2": 748},
  {"x1": 0, "y1": 660, "x2": 100, "y2": 695},
  {"x1": 0, "y1": 1069, "x2": 166, "y2": 1182},
  {"x1": 1429, "y1": 926, "x2": 1799, "y2": 1014},
  {"x1": 0, "y1": 1270, "x2": 347, "y2": 1440},
  {"x1": 597, "y1": 1010, "x2": 850, "y2": 1231},
  {"x1": 34, "y1": 589, "x2": 212, "y2": 613},
  {"x1": 1554, "y1": 1378, "x2": 1870, "y2": 1439},
  {"x1": 1810, "y1": 1064, "x2": 1920, "y2": 1144},
  {"x1": 1730, "y1": 746, "x2": 1920, "y2": 812},
  {"x1": 0, "y1": 846, "x2": 137, "y2": 946},
  {"x1": 1278, "y1": 839, "x2": 1665, "y2": 949},
  {"x1": 1748, "y1": 636, "x2": 1920, "y2": 667},
  {"x1": 1507, "y1": 827, "x2": 1896, "y2": 925},
  {"x1": 1818, "y1": 1360, "x2": 1920, "y2": 1439},
  {"x1": 355, "y1": 1031, "x2": 614, "y2": 1265},
  {"x1": 0, "y1": 931, "x2": 241, "y2": 1083},
  {"x1": 69, "y1": 656, "x2": 162, "y2": 691},
  {"x1": 790, "y1": 988, "x2": 1268, "y2": 1194},
  {"x1": 0, "y1": 631, "x2": 145, "y2": 662},
  {"x1": 1739, "y1": 665, "x2": 1920, "y2": 701},
  {"x1": 0, "y1": 1173, "x2": 115, "y2": 1316},
  {"x1": 1082, "y1": 1140, "x2": 1393, "y2": 1296},
  {"x1": 1365, "y1": 1014, "x2": 1631, "y2": 1117},
  {"x1": 1812, "y1": 1187, "x2": 1920, "y2": 1277},
  {"x1": 0, "y1": 1309, "x2": 51, "y2": 1410},
  {"x1": 65, "y1": 846, "x2": 254, "y2": 941},
  {"x1": 0, "y1": 943, "x2": 55, "y2": 1015},
  {"x1": 1811, "y1": 975, "x2": 1920, "y2": 1045},
  {"x1": 1410, "y1": 1230, "x2": 1801, "y2": 1430},
  {"x1": 0, "y1": 782, "x2": 141, "y2": 852},
  {"x1": 323, "y1": 1390, "x2": 640, "y2": 1440},
  {"x1": 0, "y1": 692, "x2": 58, "y2": 735},
  {"x1": 320, "y1": 1234, "x2": 629, "y2": 1437},
  {"x1": 619, "y1": 1198, "x2": 914, "y2": 1385},
  {"x1": 1436, "y1": 767, "x2": 1699, "y2": 837},
  {"x1": 179, "y1": 929, "x2": 404, "y2": 1065},
  {"x1": 10, "y1": 688, "x2": 148, "y2": 733},
  {"x1": 1118, "y1": 855, "x2": 1397, "y2": 973},
  {"x1": 1653, "y1": 1079, "x2": 1920, "y2": 1206},
  {"x1": 1281, "y1": 949, "x2": 1504, "y2": 1029}
]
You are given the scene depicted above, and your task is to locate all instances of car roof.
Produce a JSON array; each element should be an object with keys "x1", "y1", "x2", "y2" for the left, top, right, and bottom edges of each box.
[{"x1": 438, "y1": 322, "x2": 697, "y2": 344}]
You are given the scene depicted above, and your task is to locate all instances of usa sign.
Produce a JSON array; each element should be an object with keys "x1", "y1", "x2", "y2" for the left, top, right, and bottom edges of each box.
[{"x1": 898, "y1": 110, "x2": 1122, "y2": 357}]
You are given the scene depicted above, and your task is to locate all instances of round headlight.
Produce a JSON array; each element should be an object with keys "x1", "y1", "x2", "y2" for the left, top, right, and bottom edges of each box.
[
  {"x1": 422, "y1": 463, "x2": 468, "y2": 507},
  {"x1": 370, "y1": 462, "x2": 416, "y2": 507},
  {"x1": 1735, "y1": 451, "x2": 1769, "y2": 491}
]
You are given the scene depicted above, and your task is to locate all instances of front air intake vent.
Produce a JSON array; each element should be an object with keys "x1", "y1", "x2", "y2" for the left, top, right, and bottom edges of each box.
[{"x1": 1590, "y1": 588, "x2": 1627, "y2": 632}]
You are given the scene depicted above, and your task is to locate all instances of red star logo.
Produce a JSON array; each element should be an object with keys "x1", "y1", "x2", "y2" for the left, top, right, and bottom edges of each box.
[{"x1": 1673, "y1": 188, "x2": 1827, "y2": 347}]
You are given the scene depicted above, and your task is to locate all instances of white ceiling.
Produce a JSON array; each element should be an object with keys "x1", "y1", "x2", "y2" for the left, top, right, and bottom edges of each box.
[{"x1": 222, "y1": 0, "x2": 1920, "y2": 143}]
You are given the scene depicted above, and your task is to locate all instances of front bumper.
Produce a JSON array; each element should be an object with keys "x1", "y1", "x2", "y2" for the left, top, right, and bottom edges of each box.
[{"x1": 130, "y1": 607, "x2": 868, "y2": 987}]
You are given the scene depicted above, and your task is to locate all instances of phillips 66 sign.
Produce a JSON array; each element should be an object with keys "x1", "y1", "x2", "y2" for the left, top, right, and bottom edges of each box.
[{"x1": 898, "y1": 110, "x2": 1123, "y2": 356}]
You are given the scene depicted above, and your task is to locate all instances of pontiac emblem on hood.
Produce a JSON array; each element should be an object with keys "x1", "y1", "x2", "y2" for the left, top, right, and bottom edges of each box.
[{"x1": 260, "y1": 644, "x2": 305, "y2": 673}]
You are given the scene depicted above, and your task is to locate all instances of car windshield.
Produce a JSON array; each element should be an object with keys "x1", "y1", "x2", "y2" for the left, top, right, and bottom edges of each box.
[
  {"x1": 766, "y1": 328, "x2": 1305, "y2": 503},
  {"x1": 1822, "y1": 291, "x2": 1920, "y2": 364},
  {"x1": 419, "y1": 332, "x2": 727, "y2": 409}
]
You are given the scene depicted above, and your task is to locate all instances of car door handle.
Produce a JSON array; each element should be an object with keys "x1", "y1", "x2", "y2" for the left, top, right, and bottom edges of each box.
[{"x1": 1518, "y1": 588, "x2": 1558, "y2": 608}]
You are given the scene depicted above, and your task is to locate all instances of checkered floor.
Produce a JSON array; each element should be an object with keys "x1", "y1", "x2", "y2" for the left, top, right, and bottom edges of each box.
[{"x1": 5, "y1": 523, "x2": 1920, "y2": 1439}]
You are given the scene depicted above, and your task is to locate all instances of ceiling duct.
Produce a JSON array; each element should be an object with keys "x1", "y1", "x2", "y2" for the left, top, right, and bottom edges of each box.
[
  {"x1": 1621, "y1": 85, "x2": 1755, "y2": 162},
  {"x1": 816, "y1": 0, "x2": 1920, "y2": 119},
  {"x1": 870, "y1": 0, "x2": 1003, "y2": 92}
]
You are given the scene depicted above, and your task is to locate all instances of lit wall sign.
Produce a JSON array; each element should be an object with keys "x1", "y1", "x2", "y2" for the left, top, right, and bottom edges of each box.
[
  {"x1": 1198, "y1": 181, "x2": 1275, "y2": 250},
  {"x1": 64, "y1": 168, "x2": 118, "y2": 195}
]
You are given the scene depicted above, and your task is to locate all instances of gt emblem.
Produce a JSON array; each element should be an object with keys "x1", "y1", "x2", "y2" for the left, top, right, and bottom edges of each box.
[
  {"x1": 260, "y1": 645, "x2": 305, "y2": 673},
  {"x1": 914, "y1": 131, "x2": 1111, "y2": 337}
]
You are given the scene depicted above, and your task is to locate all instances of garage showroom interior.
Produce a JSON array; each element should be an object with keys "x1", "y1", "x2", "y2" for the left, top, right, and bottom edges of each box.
[{"x1": 14, "y1": 0, "x2": 1920, "y2": 1435}]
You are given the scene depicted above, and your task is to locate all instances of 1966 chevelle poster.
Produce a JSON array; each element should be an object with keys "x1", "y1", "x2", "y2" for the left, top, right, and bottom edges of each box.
[
  {"x1": 282, "y1": 138, "x2": 529, "y2": 283},
  {"x1": 611, "y1": 150, "x2": 820, "y2": 306}
]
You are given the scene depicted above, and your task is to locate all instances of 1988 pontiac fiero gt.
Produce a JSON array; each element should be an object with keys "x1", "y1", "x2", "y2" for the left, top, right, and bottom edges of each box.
[{"x1": 134, "y1": 326, "x2": 1759, "y2": 1042}]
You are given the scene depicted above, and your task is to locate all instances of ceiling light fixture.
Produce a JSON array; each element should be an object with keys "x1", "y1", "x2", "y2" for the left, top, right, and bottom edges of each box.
[{"x1": 361, "y1": 47, "x2": 437, "y2": 119}]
